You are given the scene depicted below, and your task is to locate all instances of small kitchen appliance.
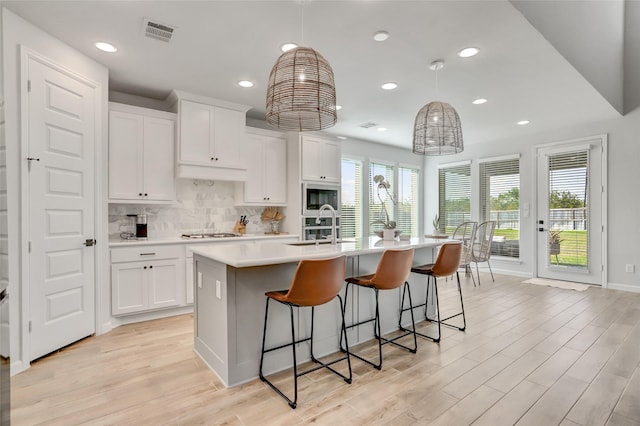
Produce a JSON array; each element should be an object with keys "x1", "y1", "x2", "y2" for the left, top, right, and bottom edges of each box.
[
  {"x1": 302, "y1": 183, "x2": 340, "y2": 216},
  {"x1": 127, "y1": 214, "x2": 148, "y2": 239}
]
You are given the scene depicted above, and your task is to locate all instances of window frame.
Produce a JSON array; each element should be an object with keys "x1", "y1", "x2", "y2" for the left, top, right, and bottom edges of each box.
[{"x1": 478, "y1": 154, "x2": 521, "y2": 260}]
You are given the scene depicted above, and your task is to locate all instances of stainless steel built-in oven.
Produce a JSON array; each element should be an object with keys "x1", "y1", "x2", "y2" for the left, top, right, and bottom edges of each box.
[
  {"x1": 302, "y1": 183, "x2": 340, "y2": 216},
  {"x1": 302, "y1": 216, "x2": 340, "y2": 241}
]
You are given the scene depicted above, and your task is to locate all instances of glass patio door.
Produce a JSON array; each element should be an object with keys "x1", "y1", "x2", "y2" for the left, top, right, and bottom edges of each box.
[{"x1": 536, "y1": 137, "x2": 605, "y2": 285}]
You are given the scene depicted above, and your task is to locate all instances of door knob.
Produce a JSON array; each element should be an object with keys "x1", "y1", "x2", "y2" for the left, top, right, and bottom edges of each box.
[{"x1": 84, "y1": 239, "x2": 96, "y2": 246}]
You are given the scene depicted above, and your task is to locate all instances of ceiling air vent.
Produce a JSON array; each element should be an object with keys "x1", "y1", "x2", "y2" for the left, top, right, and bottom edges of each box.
[
  {"x1": 358, "y1": 122, "x2": 379, "y2": 129},
  {"x1": 143, "y1": 18, "x2": 175, "y2": 42}
]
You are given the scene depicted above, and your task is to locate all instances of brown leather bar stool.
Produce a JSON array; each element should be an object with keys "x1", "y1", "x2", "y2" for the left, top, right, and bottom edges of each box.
[
  {"x1": 400, "y1": 241, "x2": 465, "y2": 343},
  {"x1": 341, "y1": 248, "x2": 417, "y2": 370},
  {"x1": 259, "y1": 255, "x2": 351, "y2": 409}
]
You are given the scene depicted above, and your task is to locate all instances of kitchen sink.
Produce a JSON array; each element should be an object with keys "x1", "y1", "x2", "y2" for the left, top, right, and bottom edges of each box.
[
  {"x1": 181, "y1": 232, "x2": 240, "y2": 239},
  {"x1": 287, "y1": 240, "x2": 341, "y2": 246}
]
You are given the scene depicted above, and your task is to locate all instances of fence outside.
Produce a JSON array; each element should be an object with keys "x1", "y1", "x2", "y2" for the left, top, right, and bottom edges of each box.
[{"x1": 446, "y1": 208, "x2": 586, "y2": 231}]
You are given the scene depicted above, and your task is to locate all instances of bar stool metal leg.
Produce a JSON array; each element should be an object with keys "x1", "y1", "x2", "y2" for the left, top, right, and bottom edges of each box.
[
  {"x1": 343, "y1": 282, "x2": 417, "y2": 370},
  {"x1": 259, "y1": 296, "x2": 352, "y2": 409},
  {"x1": 400, "y1": 271, "x2": 467, "y2": 342}
]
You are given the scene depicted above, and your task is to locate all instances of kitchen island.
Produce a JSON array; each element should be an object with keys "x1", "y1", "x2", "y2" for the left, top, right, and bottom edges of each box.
[{"x1": 191, "y1": 237, "x2": 445, "y2": 387}]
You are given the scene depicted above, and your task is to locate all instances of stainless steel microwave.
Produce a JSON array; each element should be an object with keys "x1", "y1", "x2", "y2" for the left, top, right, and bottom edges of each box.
[{"x1": 302, "y1": 183, "x2": 340, "y2": 216}]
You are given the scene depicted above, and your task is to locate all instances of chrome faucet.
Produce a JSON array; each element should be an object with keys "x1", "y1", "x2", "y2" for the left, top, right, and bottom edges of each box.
[{"x1": 316, "y1": 204, "x2": 337, "y2": 245}]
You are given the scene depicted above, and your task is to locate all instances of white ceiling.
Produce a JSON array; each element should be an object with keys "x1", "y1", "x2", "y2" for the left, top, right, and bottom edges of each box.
[{"x1": 3, "y1": 1, "x2": 622, "y2": 149}]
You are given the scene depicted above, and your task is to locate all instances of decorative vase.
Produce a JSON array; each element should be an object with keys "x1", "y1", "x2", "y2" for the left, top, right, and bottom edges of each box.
[
  {"x1": 383, "y1": 228, "x2": 396, "y2": 241},
  {"x1": 270, "y1": 220, "x2": 280, "y2": 234}
]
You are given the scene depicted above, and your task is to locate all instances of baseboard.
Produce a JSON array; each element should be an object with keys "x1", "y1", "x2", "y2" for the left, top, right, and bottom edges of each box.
[
  {"x1": 100, "y1": 321, "x2": 113, "y2": 336},
  {"x1": 110, "y1": 305, "x2": 194, "y2": 329},
  {"x1": 481, "y1": 267, "x2": 532, "y2": 278},
  {"x1": 606, "y1": 282, "x2": 640, "y2": 293},
  {"x1": 10, "y1": 359, "x2": 26, "y2": 376}
]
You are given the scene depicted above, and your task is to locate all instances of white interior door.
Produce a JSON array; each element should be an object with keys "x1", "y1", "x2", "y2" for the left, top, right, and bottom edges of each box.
[
  {"x1": 536, "y1": 137, "x2": 605, "y2": 285},
  {"x1": 27, "y1": 56, "x2": 96, "y2": 360}
]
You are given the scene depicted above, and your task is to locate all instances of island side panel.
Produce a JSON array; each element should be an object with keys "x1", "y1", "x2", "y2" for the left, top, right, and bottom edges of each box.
[
  {"x1": 229, "y1": 262, "x2": 301, "y2": 384},
  {"x1": 193, "y1": 255, "x2": 230, "y2": 385}
]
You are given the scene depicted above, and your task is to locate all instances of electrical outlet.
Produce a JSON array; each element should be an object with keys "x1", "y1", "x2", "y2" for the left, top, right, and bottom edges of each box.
[
  {"x1": 625, "y1": 264, "x2": 635, "y2": 273},
  {"x1": 216, "y1": 280, "x2": 221, "y2": 299}
]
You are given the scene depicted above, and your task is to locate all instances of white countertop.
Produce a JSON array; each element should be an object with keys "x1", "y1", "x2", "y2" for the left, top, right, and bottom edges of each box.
[
  {"x1": 191, "y1": 236, "x2": 446, "y2": 268},
  {"x1": 108, "y1": 233, "x2": 299, "y2": 248}
]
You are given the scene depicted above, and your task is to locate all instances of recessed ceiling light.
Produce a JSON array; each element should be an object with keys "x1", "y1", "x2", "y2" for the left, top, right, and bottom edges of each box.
[
  {"x1": 337, "y1": 136, "x2": 347, "y2": 140},
  {"x1": 377, "y1": 127, "x2": 387, "y2": 132},
  {"x1": 373, "y1": 30, "x2": 389, "y2": 42},
  {"x1": 280, "y1": 42, "x2": 298, "y2": 52},
  {"x1": 381, "y1": 82, "x2": 397, "y2": 90},
  {"x1": 458, "y1": 47, "x2": 479, "y2": 58},
  {"x1": 335, "y1": 105, "x2": 342, "y2": 110},
  {"x1": 95, "y1": 41, "x2": 117, "y2": 53},
  {"x1": 237, "y1": 80, "x2": 254, "y2": 88},
  {"x1": 472, "y1": 98, "x2": 488, "y2": 105},
  {"x1": 517, "y1": 120, "x2": 530, "y2": 125}
]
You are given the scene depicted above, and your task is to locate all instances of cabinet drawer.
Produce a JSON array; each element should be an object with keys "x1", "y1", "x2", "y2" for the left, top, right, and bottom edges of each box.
[{"x1": 111, "y1": 245, "x2": 183, "y2": 263}]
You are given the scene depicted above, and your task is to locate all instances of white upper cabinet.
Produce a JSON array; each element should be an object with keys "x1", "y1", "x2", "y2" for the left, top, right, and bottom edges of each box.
[
  {"x1": 301, "y1": 135, "x2": 341, "y2": 183},
  {"x1": 240, "y1": 128, "x2": 287, "y2": 205},
  {"x1": 168, "y1": 90, "x2": 251, "y2": 181},
  {"x1": 108, "y1": 103, "x2": 176, "y2": 203}
]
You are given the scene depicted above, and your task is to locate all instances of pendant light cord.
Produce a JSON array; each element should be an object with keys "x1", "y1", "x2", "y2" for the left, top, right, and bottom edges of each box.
[{"x1": 300, "y1": 1, "x2": 304, "y2": 45}]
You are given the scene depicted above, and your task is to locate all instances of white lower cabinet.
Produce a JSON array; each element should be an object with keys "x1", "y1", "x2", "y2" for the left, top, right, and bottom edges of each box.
[{"x1": 111, "y1": 245, "x2": 185, "y2": 316}]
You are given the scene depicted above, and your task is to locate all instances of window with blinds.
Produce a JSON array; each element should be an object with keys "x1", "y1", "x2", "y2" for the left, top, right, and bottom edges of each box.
[
  {"x1": 397, "y1": 166, "x2": 419, "y2": 237},
  {"x1": 479, "y1": 156, "x2": 520, "y2": 259},
  {"x1": 341, "y1": 158, "x2": 363, "y2": 239},
  {"x1": 547, "y1": 150, "x2": 589, "y2": 269},
  {"x1": 369, "y1": 162, "x2": 394, "y2": 236},
  {"x1": 438, "y1": 163, "x2": 471, "y2": 233}
]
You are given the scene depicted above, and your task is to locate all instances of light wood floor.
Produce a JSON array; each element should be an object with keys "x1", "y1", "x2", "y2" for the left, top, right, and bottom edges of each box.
[{"x1": 11, "y1": 273, "x2": 640, "y2": 425}]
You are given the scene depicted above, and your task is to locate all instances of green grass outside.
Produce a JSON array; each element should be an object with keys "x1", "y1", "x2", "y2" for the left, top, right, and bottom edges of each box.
[
  {"x1": 552, "y1": 230, "x2": 588, "y2": 267},
  {"x1": 444, "y1": 227, "x2": 588, "y2": 268}
]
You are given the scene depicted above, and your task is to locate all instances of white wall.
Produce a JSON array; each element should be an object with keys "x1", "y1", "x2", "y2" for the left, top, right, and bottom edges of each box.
[
  {"x1": 2, "y1": 8, "x2": 109, "y2": 372},
  {"x1": 0, "y1": 6, "x2": 9, "y2": 359},
  {"x1": 425, "y1": 107, "x2": 640, "y2": 292}
]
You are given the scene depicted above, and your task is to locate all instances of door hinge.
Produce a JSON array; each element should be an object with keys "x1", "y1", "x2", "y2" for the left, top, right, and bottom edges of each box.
[
  {"x1": 27, "y1": 80, "x2": 31, "y2": 92},
  {"x1": 28, "y1": 321, "x2": 32, "y2": 332},
  {"x1": 28, "y1": 241, "x2": 31, "y2": 253}
]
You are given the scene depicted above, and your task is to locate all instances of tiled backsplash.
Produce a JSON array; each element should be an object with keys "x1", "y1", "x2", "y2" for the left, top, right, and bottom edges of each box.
[{"x1": 108, "y1": 179, "x2": 286, "y2": 238}]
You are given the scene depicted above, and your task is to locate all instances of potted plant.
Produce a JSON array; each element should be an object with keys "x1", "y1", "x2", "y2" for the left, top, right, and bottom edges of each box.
[
  {"x1": 432, "y1": 214, "x2": 442, "y2": 235},
  {"x1": 549, "y1": 230, "x2": 563, "y2": 263},
  {"x1": 371, "y1": 175, "x2": 398, "y2": 240}
]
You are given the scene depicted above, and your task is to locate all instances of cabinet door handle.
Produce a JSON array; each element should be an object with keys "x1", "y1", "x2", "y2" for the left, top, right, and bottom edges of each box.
[
  {"x1": 140, "y1": 252, "x2": 156, "y2": 256},
  {"x1": 149, "y1": 265, "x2": 153, "y2": 269},
  {"x1": 139, "y1": 193, "x2": 143, "y2": 196},
  {"x1": 144, "y1": 266, "x2": 147, "y2": 269}
]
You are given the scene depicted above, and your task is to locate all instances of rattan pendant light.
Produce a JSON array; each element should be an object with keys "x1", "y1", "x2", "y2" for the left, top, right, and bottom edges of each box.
[
  {"x1": 265, "y1": 3, "x2": 337, "y2": 131},
  {"x1": 413, "y1": 60, "x2": 464, "y2": 155},
  {"x1": 266, "y1": 47, "x2": 337, "y2": 131}
]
